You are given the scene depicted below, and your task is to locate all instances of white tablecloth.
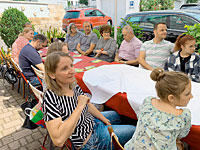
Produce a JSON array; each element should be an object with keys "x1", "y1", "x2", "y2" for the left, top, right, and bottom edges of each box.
[{"x1": 83, "y1": 64, "x2": 200, "y2": 125}]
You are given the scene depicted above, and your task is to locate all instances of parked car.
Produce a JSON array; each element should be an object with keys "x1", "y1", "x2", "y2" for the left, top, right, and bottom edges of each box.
[
  {"x1": 180, "y1": 3, "x2": 200, "y2": 10},
  {"x1": 62, "y1": 8, "x2": 112, "y2": 31},
  {"x1": 121, "y1": 10, "x2": 200, "y2": 43}
]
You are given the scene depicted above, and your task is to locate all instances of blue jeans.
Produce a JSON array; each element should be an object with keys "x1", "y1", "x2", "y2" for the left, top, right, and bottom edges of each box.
[
  {"x1": 81, "y1": 111, "x2": 136, "y2": 150},
  {"x1": 29, "y1": 76, "x2": 41, "y2": 86}
]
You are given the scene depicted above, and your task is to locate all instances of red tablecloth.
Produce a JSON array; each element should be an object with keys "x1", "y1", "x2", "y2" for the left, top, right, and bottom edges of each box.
[{"x1": 41, "y1": 50, "x2": 199, "y2": 150}]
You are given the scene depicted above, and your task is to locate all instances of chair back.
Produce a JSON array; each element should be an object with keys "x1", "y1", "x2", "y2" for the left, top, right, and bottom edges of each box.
[
  {"x1": 29, "y1": 82, "x2": 43, "y2": 103},
  {"x1": 108, "y1": 126, "x2": 124, "y2": 150},
  {"x1": 31, "y1": 65, "x2": 44, "y2": 80}
]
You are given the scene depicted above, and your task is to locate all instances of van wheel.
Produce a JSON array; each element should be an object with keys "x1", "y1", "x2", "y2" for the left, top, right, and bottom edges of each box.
[{"x1": 107, "y1": 20, "x2": 112, "y2": 26}]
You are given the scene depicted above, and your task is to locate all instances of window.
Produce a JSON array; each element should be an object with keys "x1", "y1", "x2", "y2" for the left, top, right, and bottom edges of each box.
[
  {"x1": 95, "y1": 10, "x2": 104, "y2": 17},
  {"x1": 170, "y1": 15, "x2": 198, "y2": 30},
  {"x1": 85, "y1": 10, "x2": 96, "y2": 17},
  {"x1": 128, "y1": 15, "x2": 143, "y2": 24},
  {"x1": 64, "y1": 11, "x2": 80, "y2": 19},
  {"x1": 140, "y1": 15, "x2": 169, "y2": 28}
]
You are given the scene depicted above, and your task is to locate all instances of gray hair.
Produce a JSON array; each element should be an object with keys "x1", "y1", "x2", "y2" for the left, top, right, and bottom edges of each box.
[
  {"x1": 67, "y1": 23, "x2": 78, "y2": 34},
  {"x1": 122, "y1": 25, "x2": 134, "y2": 34}
]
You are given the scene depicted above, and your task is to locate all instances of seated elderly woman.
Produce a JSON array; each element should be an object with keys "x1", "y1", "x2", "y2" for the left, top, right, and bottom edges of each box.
[
  {"x1": 93, "y1": 24, "x2": 117, "y2": 62},
  {"x1": 64, "y1": 23, "x2": 84, "y2": 52},
  {"x1": 42, "y1": 51, "x2": 135, "y2": 149},
  {"x1": 11, "y1": 27, "x2": 34, "y2": 64},
  {"x1": 47, "y1": 42, "x2": 68, "y2": 55}
]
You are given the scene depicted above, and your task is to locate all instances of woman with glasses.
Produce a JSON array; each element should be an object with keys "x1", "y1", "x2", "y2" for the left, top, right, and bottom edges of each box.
[
  {"x1": 64, "y1": 23, "x2": 84, "y2": 52},
  {"x1": 164, "y1": 34, "x2": 200, "y2": 82},
  {"x1": 93, "y1": 24, "x2": 117, "y2": 62}
]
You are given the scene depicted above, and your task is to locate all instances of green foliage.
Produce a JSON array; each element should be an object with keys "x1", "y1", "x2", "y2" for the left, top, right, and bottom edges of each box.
[
  {"x1": 39, "y1": 26, "x2": 66, "y2": 45},
  {"x1": 111, "y1": 18, "x2": 143, "y2": 47},
  {"x1": 79, "y1": 0, "x2": 88, "y2": 5},
  {"x1": 186, "y1": 0, "x2": 198, "y2": 3},
  {"x1": 185, "y1": 24, "x2": 200, "y2": 53},
  {"x1": 92, "y1": 29, "x2": 101, "y2": 39},
  {"x1": 0, "y1": 7, "x2": 30, "y2": 48},
  {"x1": 140, "y1": 0, "x2": 175, "y2": 11}
]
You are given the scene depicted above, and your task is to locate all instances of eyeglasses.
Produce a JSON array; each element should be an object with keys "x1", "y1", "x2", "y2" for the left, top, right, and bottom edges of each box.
[{"x1": 103, "y1": 31, "x2": 110, "y2": 34}]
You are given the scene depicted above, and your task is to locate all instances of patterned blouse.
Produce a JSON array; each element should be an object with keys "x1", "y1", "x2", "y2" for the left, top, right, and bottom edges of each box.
[
  {"x1": 11, "y1": 36, "x2": 29, "y2": 64},
  {"x1": 42, "y1": 85, "x2": 94, "y2": 148},
  {"x1": 125, "y1": 96, "x2": 191, "y2": 150}
]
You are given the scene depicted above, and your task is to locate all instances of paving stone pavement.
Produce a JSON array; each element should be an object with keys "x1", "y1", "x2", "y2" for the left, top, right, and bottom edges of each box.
[{"x1": 0, "y1": 79, "x2": 52, "y2": 150}]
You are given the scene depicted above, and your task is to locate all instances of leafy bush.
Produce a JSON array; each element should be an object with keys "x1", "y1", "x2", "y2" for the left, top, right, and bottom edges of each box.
[
  {"x1": 111, "y1": 18, "x2": 143, "y2": 47},
  {"x1": 92, "y1": 29, "x2": 101, "y2": 39},
  {"x1": 39, "y1": 26, "x2": 66, "y2": 45},
  {"x1": 185, "y1": 24, "x2": 200, "y2": 53},
  {"x1": 140, "y1": 0, "x2": 175, "y2": 11},
  {"x1": 0, "y1": 7, "x2": 30, "y2": 48}
]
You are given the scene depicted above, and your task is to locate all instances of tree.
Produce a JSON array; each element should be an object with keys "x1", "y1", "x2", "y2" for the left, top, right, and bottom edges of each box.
[
  {"x1": 186, "y1": 0, "x2": 198, "y2": 3},
  {"x1": 79, "y1": 0, "x2": 88, "y2": 6},
  {"x1": 140, "y1": 0, "x2": 175, "y2": 11},
  {"x1": 0, "y1": 7, "x2": 30, "y2": 48}
]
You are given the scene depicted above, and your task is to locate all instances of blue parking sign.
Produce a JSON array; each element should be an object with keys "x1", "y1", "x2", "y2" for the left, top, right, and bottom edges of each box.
[{"x1": 130, "y1": 1, "x2": 134, "y2": 7}]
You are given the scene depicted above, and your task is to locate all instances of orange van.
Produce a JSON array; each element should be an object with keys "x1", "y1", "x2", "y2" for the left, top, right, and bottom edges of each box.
[{"x1": 62, "y1": 8, "x2": 112, "y2": 31}]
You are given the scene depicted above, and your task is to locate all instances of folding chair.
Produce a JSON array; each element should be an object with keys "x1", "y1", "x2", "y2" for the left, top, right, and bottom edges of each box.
[
  {"x1": 29, "y1": 83, "x2": 74, "y2": 150},
  {"x1": 9, "y1": 58, "x2": 22, "y2": 92},
  {"x1": 31, "y1": 65, "x2": 44, "y2": 86},
  {"x1": 108, "y1": 126, "x2": 124, "y2": 150}
]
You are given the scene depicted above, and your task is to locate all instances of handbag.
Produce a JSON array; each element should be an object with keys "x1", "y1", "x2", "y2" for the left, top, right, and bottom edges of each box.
[
  {"x1": 25, "y1": 101, "x2": 46, "y2": 128},
  {"x1": 4, "y1": 65, "x2": 17, "y2": 84},
  {"x1": 21, "y1": 98, "x2": 39, "y2": 129}
]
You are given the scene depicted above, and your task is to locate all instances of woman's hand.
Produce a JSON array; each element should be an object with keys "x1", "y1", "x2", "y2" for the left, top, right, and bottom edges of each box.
[{"x1": 77, "y1": 95, "x2": 90, "y2": 109}]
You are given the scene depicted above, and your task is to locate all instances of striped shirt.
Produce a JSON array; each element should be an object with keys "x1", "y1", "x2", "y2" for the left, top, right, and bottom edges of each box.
[
  {"x1": 42, "y1": 85, "x2": 94, "y2": 148},
  {"x1": 140, "y1": 39, "x2": 174, "y2": 68}
]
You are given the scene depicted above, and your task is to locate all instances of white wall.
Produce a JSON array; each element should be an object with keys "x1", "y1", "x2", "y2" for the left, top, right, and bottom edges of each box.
[
  {"x1": 96, "y1": 0, "x2": 126, "y2": 25},
  {"x1": 0, "y1": 1, "x2": 49, "y2": 18},
  {"x1": 96, "y1": 0, "x2": 140, "y2": 26}
]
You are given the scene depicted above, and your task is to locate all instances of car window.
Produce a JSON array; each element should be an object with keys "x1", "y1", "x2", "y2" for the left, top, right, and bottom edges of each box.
[
  {"x1": 64, "y1": 11, "x2": 80, "y2": 19},
  {"x1": 95, "y1": 10, "x2": 104, "y2": 17},
  {"x1": 140, "y1": 15, "x2": 169, "y2": 27},
  {"x1": 85, "y1": 10, "x2": 96, "y2": 17},
  {"x1": 170, "y1": 15, "x2": 198, "y2": 30},
  {"x1": 128, "y1": 15, "x2": 143, "y2": 24}
]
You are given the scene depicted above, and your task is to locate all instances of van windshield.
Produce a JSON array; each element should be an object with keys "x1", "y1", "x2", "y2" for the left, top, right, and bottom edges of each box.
[{"x1": 64, "y1": 11, "x2": 80, "y2": 19}]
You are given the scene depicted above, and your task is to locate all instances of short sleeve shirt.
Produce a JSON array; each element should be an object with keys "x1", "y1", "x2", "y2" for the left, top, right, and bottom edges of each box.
[
  {"x1": 125, "y1": 96, "x2": 191, "y2": 150},
  {"x1": 64, "y1": 31, "x2": 84, "y2": 52},
  {"x1": 79, "y1": 32, "x2": 98, "y2": 52},
  {"x1": 19, "y1": 44, "x2": 42, "y2": 80},
  {"x1": 140, "y1": 39, "x2": 174, "y2": 68},
  {"x1": 118, "y1": 36, "x2": 142, "y2": 61},
  {"x1": 42, "y1": 85, "x2": 94, "y2": 148}
]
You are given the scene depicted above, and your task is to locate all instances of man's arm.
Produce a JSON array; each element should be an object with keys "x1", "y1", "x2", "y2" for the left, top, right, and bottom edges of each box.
[
  {"x1": 36, "y1": 63, "x2": 44, "y2": 71},
  {"x1": 114, "y1": 52, "x2": 120, "y2": 62},
  {"x1": 120, "y1": 59, "x2": 138, "y2": 65},
  {"x1": 76, "y1": 43, "x2": 86, "y2": 55},
  {"x1": 85, "y1": 43, "x2": 96, "y2": 56},
  {"x1": 138, "y1": 51, "x2": 153, "y2": 71}
]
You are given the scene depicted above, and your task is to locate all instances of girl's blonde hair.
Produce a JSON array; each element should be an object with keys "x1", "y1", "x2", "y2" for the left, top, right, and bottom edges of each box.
[
  {"x1": 150, "y1": 68, "x2": 190, "y2": 101},
  {"x1": 174, "y1": 34, "x2": 196, "y2": 51},
  {"x1": 44, "y1": 51, "x2": 75, "y2": 96},
  {"x1": 47, "y1": 42, "x2": 67, "y2": 56},
  {"x1": 19, "y1": 27, "x2": 34, "y2": 37}
]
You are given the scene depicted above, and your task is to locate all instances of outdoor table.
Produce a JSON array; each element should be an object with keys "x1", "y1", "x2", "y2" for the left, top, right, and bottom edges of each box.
[{"x1": 40, "y1": 48, "x2": 199, "y2": 150}]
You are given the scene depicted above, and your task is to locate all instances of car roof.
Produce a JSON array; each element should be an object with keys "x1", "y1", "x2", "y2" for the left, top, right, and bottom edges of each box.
[
  {"x1": 125, "y1": 9, "x2": 200, "y2": 17},
  {"x1": 67, "y1": 8, "x2": 98, "y2": 12},
  {"x1": 181, "y1": 3, "x2": 200, "y2": 7}
]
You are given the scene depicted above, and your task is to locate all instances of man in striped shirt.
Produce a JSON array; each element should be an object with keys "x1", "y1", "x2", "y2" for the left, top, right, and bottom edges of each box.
[{"x1": 138, "y1": 22, "x2": 174, "y2": 70}]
